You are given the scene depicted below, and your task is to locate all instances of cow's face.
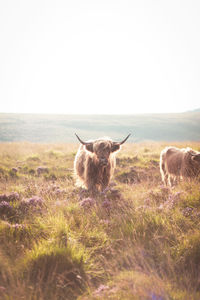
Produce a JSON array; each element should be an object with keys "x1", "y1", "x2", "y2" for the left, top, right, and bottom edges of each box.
[
  {"x1": 75, "y1": 134, "x2": 131, "y2": 167},
  {"x1": 91, "y1": 140, "x2": 119, "y2": 167},
  {"x1": 191, "y1": 153, "x2": 200, "y2": 166}
]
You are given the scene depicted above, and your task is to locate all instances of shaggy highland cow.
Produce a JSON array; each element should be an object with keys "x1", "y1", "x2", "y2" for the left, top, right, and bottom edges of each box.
[
  {"x1": 160, "y1": 146, "x2": 200, "y2": 186},
  {"x1": 74, "y1": 133, "x2": 130, "y2": 192}
]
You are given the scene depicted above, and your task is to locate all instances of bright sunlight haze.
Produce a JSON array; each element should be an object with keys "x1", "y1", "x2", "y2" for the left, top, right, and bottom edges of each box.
[{"x1": 0, "y1": 0, "x2": 200, "y2": 114}]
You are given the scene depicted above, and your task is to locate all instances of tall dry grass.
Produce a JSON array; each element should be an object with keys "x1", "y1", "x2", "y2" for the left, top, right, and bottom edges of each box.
[{"x1": 0, "y1": 142, "x2": 200, "y2": 300}]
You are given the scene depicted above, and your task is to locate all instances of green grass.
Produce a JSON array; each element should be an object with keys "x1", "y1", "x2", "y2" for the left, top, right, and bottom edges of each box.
[
  {"x1": 0, "y1": 142, "x2": 200, "y2": 299},
  {"x1": 0, "y1": 112, "x2": 200, "y2": 142}
]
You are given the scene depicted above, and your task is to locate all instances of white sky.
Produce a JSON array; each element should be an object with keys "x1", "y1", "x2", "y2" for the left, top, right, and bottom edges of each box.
[{"x1": 0, "y1": 0, "x2": 200, "y2": 114}]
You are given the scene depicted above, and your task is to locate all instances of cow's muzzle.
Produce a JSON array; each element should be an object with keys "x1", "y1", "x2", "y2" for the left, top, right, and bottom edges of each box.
[{"x1": 99, "y1": 158, "x2": 108, "y2": 166}]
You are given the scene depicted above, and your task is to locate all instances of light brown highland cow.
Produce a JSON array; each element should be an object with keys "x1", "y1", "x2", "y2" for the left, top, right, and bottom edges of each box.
[
  {"x1": 74, "y1": 134, "x2": 130, "y2": 193},
  {"x1": 160, "y1": 146, "x2": 200, "y2": 186}
]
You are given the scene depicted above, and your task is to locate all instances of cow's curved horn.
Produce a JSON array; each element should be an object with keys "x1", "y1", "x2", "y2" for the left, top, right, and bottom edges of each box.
[
  {"x1": 75, "y1": 133, "x2": 94, "y2": 153},
  {"x1": 75, "y1": 133, "x2": 87, "y2": 145},
  {"x1": 75, "y1": 133, "x2": 93, "y2": 146},
  {"x1": 119, "y1": 134, "x2": 131, "y2": 145}
]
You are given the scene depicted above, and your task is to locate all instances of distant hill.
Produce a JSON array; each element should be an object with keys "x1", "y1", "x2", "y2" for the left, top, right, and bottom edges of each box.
[
  {"x1": 186, "y1": 108, "x2": 200, "y2": 113},
  {"x1": 0, "y1": 112, "x2": 200, "y2": 142}
]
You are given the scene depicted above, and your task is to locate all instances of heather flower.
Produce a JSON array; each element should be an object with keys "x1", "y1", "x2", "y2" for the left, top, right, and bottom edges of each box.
[
  {"x1": 0, "y1": 201, "x2": 13, "y2": 216},
  {"x1": 150, "y1": 293, "x2": 164, "y2": 300},
  {"x1": 46, "y1": 184, "x2": 66, "y2": 196},
  {"x1": 161, "y1": 191, "x2": 183, "y2": 210},
  {"x1": 54, "y1": 188, "x2": 66, "y2": 195},
  {"x1": 0, "y1": 194, "x2": 9, "y2": 202},
  {"x1": 78, "y1": 188, "x2": 90, "y2": 200},
  {"x1": 27, "y1": 196, "x2": 44, "y2": 207},
  {"x1": 55, "y1": 188, "x2": 62, "y2": 194},
  {"x1": 182, "y1": 207, "x2": 193, "y2": 217},
  {"x1": 79, "y1": 197, "x2": 95, "y2": 208},
  {"x1": 8, "y1": 192, "x2": 20, "y2": 202},
  {"x1": 194, "y1": 210, "x2": 200, "y2": 218},
  {"x1": 11, "y1": 167, "x2": 18, "y2": 173},
  {"x1": 0, "y1": 192, "x2": 20, "y2": 203},
  {"x1": 18, "y1": 196, "x2": 44, "y2": 213},
  {"x1": 102, "y1": 199, "x2": 111, "y2": 209}
]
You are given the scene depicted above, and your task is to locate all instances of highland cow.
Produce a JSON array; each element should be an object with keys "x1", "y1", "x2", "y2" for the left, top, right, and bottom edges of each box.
[
  {"x1": 160, "y1": 146, "x2": 200, "y2": 186},
  {"x1": 74, "y1": 133, "x2": 131, "y2": 193}
]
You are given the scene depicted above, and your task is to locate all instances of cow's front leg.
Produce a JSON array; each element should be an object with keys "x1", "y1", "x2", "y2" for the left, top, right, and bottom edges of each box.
[
  {"x1": 87, "y1": 182, "x2": 99, "y2": 196},
  {"x1": 101, "y1": 166, "x2": 111, "y2": 191},
  {"x1": 85, "y1": 171, "x2": 99, "y2": 195}
]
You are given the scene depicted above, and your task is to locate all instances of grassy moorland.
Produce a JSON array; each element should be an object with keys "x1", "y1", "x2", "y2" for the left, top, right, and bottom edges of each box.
[
  {"x1": 0, "y1": 141, "x2": 200, "y2": 300},
  {"x1": 1, "y1": 112, "x2": 200, "y2": 142}
]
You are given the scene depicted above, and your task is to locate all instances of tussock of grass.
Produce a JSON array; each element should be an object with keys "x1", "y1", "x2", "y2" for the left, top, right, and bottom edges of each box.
[{"x1": 21, "y1": 242, "x2": 87, "y2": 299}]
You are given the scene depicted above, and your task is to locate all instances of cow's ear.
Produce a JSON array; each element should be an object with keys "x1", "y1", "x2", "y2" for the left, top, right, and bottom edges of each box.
[
  {"x1": 192, "y1": 154, "x2": 200, "y2": 162},
  {"x1": 111, "y1": 143, "x2": 120, "y2": 152},
  {"x1": 85, "y1": 143, "x2": 94, "y2": 153}
]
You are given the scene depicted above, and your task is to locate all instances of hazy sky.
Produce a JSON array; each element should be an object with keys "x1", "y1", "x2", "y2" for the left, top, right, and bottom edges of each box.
[{"x1": 0, "y1": 0, "x2": 200, "y2": 114}]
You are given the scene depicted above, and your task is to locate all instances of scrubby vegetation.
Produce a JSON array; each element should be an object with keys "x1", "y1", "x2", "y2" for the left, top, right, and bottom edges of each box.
[{"x1": 0, "y1": 141, "x2": 200, "y2": 300}]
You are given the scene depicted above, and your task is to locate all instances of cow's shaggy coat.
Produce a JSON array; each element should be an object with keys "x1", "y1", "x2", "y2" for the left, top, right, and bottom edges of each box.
[
  {"x1": 160, "y1": 146, "x2": 200, "y2": 186},
  {"x1": 74, "y1": 134, "x2": 130, "y2": 193}
]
